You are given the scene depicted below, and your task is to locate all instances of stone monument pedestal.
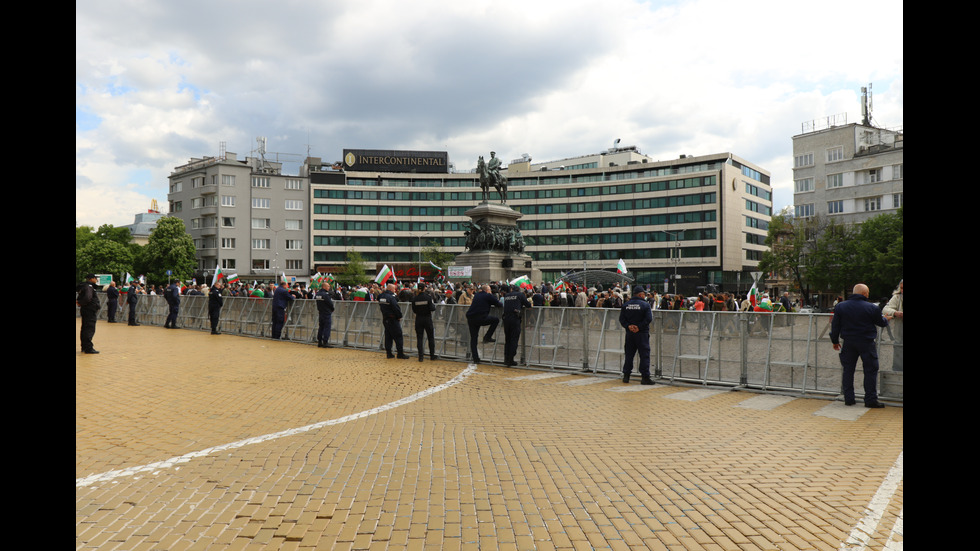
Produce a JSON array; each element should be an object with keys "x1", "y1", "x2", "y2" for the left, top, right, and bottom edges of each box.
[{"x1": 451, "y1": 202, "x2": 541, "y2": 285}]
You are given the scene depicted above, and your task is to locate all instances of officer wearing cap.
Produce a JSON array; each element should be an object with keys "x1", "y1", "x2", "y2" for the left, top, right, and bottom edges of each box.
[
  {"x1": 77, "y1": 273, "x2": 101, "y2": 354},
  {"x1": 501, "y1": 284, "x2": 531, "y2": 367},
  {"x1": 412, "y1": 283, "x2": 438, "y2": 362},
  {"x1": 619, "y1": 287, "x2": 655, "y2": 385},
  {"x1": 379, "y1": 283, "x2": 409, "y2": 359}
]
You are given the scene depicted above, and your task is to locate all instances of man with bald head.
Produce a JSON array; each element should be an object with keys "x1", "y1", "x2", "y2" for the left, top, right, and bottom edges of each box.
[
  {"x1": 830, "y1": 283, "x2": 890, "y2": 408},
  {"x1": 379, "y1": 283, "x2": 409, "y2": 359}
]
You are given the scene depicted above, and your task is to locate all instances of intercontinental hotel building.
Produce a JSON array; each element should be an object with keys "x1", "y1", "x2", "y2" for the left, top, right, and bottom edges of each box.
[{"x1": 168, "y1": 146, "x2": 771, "y2": 296}]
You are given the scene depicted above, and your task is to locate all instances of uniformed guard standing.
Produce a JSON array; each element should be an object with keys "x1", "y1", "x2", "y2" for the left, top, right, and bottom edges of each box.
[
  {"x1": 315, "y1": 282, "x2": 335, "y2": 347},
  {"x1": 379, "y1": 283, "x2": 409, "y2": 359},
  {"x1": 619, "y1": 287, "x2": 655, "y2": 385},
  {"x1": 105, "y1": 281, "x2": 119, "y2": 323},
  {"x1": 209, "y1": 281, "x2": 224, "y2": 334},
  {"x1": 77, "y1": 273, "x2": 101, "y2": 354},
  {"x1": 271, "y1": 281, "x2": 294, "y2": 339},
  {"x1": 501, "y1": 284, "x2": 531, "y2": 367},
  {"x1": 127, "y1": 281, "x2": 141, "y2": 326},
  {"x1": 411, "y1": 283, "x2": 438, "y2": 362},
  {"x1": 164, "y1": 281, "x2": 181, "y2": 329}
]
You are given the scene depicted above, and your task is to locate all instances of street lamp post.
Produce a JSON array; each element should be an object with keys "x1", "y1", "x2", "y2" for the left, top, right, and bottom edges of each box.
[{"x1": 659, "y1": 230, "x2": 682, "y2": 296}]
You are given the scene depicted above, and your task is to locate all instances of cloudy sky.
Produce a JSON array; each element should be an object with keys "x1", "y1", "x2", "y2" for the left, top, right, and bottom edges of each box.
[{"x1": 76, "y1": 0, "x2": 903, "y2": 228}]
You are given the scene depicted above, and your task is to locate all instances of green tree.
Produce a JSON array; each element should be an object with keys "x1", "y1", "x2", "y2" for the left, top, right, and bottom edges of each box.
[
  {"x1": 420, "y1": 241, "x2": 456, "y2": 274},
  {"x1": 337, "y1": 248, "x2": 370, "y2": 287},
  {"x1": 758, "y1": 211, "x2": 811, "y2": 295},
  {"x1": 76, "y1": 239, "x2": 135, "y2": 283},
  {"x1": 141, "y1": 216, "x2": 197, "y2": 285},
  {"x1": 854, "y1": 207, "x2": 903, "y2": 296}
]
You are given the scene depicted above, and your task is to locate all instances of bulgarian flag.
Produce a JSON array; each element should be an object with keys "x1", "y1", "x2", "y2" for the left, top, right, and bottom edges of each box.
[
  {"x1": 748, "y1": 281, "x2": 759, "y2": 308},
  {"x1": 226, "y1": 273, "x2": 240, "y2": 285},
  {"x1": 616, "y1": 259, "x2": 628, "y2": 274},
  {"x1": 509, "y1": 275, "x2": 531, "y2": 286},
  {"x1": 310, "y1": 273, "x2": 323, "y2": 289},
  {"x1": 352, "y1": 287, "x2": 368, "y2": 301},
  {"x1": 212, "y1": 264, "x2": 224, "y2": 286},
  {"x1": 375, "y1": 264, "x2": 395, "y2": 285},
  {"x1": 555, "y1": 280, "x2": 568, "y2": 293},
  {"x1": 125, "y1": 272, "x2": 134, "y2": 285}
]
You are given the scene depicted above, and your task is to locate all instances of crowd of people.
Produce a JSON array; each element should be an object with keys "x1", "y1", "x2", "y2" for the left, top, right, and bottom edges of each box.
[{"x1": 78, "y1": 275, "x2": 903, "y2": 401}]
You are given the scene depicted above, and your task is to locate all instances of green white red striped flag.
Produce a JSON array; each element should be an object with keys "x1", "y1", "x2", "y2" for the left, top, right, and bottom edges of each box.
[
  {"x1": 375, "y1": 264, "x2": 394, "y2": 285},
  {"x1": 616, "y1": 259, "x2": 627, "y2": 274}
]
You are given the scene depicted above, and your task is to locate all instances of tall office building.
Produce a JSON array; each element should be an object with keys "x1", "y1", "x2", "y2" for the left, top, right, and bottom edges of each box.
[
  {"x1": 792, "y1": 121, "x2": 903, "y2": 224},
  {"x1": 167, "y1": 150, "x2": 310, "y2": 283},
  {"x1": 308, "y1": 147, "x2": 771, "y2": 295}
]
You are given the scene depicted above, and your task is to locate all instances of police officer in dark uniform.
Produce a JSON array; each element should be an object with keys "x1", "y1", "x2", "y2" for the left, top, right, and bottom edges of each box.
[
  {"x1": 379, "y1": 283, "x2": 409, "y2": 359},
  {"x1": 164, "y1": 281, "x2": 181, "y2": 328},
  {"x1": 127, "y1": 280, "x2": 141, "y2": 326},
  {"x1": 412, "y1": 283, "x2": 438, "y2": 362},
  {"x1": 105, "y1": 281, "x2": 119, "y2": 323},
  {"x1": 501, "y1": 284, "x2": 531, "y2": 367},
  {"x1": 619, "y1": 287, "x2": 655, "y2": 385},
  {"x1": 77, "y1": 273, "x2": 101, "y2": 354},
  {"x1": 271, "y1": 281, "x2": 294, "y2": 339},
  {"x1": 209, "y1": 281, "x2": 224, "y2": 334},
  {"x1": 315, "y1": 282, "x2": 335, "y2": 347},
  {"x1": 831, "y1": 283, "x2": 890, "y2": 408},
  {"x1": 466, "y1": 284, "x2": 502, "y2": 363}
]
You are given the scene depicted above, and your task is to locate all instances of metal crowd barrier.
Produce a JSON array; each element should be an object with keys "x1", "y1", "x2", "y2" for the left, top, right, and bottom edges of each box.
[{"x1": 78, "y1": 294, "x2": 903, "y2": 404}]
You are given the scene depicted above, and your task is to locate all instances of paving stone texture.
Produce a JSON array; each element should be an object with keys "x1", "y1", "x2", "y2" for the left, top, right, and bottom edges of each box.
[{"x1": 77, "y1": 320, "x2": 903, "y2": 550}]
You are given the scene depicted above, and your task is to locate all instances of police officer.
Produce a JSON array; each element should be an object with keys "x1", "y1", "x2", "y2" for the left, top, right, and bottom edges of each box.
[
  {"x1": 164, "y1": 280, "x2": 181, "y2": 329},
  {"x1": 412, "y1": 283, "x2": 438, "y2": 362},
  {"x1": 127, "y1": 280, "x2": 141, "y2": 326},
  {"x1": 77, "y1": 273, "x2": 101, "y2": 354},
  {"x1": 105, "y1": 281, "x2": 119, "y2": 323},
  {"x1": 619, "y1": 287, "x2": 655, "y2": 385},
  {"x1": 209, "y1": 281, "x2": 224, "y2": 334},
  {"x1": 466, "y1": 284, "x2": 502, "y2": 364},
  {"x1": 271, "y1": 281, "x2": 294, "y2": 339},
  {"x1": 831, "y1": 283, "x2": 890, "y2": 408},
  {"x1": 315, "y1": 282, "x2": 335, "y2": 347},
  {"x1": 379, "y1": 283, "x2": 409, "y2": 359},
  {"x1": 501, "y1": 284, "x2": 531, "y2": 367}
]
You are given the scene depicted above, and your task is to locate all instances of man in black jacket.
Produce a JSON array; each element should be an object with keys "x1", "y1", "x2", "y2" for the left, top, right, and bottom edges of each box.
[
  {"x1": 127, "y1": 281, "x2": 141, "y2": 326},
  {"x1": 412, "y1": 283, "x2": 437, "y2": 362},
  {"x1": 315, "y1": 283, "x2": 335, "y2": 347},
  {"x1": 379, "y1": 283, "x2": 409, "y2": 359},
  {"x1": 77, "y1": 273, "x2": 101, "y2": 354},
  {"x1": 105, "y1": 281, "x2": 119, "y2": 323},
  {"x1": 831, "y1": 283, "x2": 890, "y2": 408},
  {"x1": 501, "y1": 284, "x2": 531, "y2": 367},
  {"x1": 209, "y1": 281, "x2": 224, "y2": 334},
  {"x1": 164, "y1": 281, "x2": 181, "y2": 328},
  {"x1": 466, "y1": 285, "x2": 502, "y2": 363}
]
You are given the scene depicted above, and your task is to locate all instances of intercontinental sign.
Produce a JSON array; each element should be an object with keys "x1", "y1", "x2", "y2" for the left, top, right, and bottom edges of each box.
[{"x1": 342, "y1": 149, "x2": 449, "y2": 174}]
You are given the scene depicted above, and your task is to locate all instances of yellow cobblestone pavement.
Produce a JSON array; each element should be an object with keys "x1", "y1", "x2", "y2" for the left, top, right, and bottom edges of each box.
[{"x1": 77, "y1": 320, "x2": 903, "y2": 550}]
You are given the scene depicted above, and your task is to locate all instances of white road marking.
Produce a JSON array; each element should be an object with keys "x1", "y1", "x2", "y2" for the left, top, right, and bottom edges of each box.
[
  {"x1": 507, "y1": 373, "x2": 567, "y2": 381},
  {"x1": 76, "y1": 364, "x2": 478, "y2": 488},
  {"x1": 839, "y1": 451, "x2": 904, "y2": 551}
]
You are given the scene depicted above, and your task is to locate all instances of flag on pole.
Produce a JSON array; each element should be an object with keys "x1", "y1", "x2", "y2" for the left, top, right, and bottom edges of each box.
[
  {"x1": 212, "y1": 264, "x2": 224, "y2": 286},
  {"x1": 555, "y1": 280, "x2": 568, "y2": 293},
  {"x1": 429, "y1": 261, "x2": 442, "y2": 271},
  {"x1": 226, "y1": 273, "x2": 240, "y2": 285},
  {"x1": 509, "y1": 275, "x2": 531, "y2": 286},
  {"x1": 748, "y1": 281, "x2": 759, "y2": 308},
  {"x1": 125, "y1": 272, "x2": 134, "y2": 284},
  {"x1": 375, "y1": 264, "x2": 394, "y2": 285},
  {"x1": 616, "y1": 259, "x2": 628, "y2": 274}
]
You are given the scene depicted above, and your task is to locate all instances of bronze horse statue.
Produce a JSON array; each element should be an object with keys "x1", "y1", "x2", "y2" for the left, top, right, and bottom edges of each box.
[{"x1": 477, "y1": 155, "x2": 507, "y2": 203}]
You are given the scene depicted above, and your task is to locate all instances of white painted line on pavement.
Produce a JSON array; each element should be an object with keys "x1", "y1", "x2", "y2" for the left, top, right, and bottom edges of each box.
[
  {"x1": 839, "y1": 451, "x2": 904, "y2": 551},
  {"x1": 76, "y1": 364, "x2": 478, "y2": 488},
  {"x1": 507, "y1": 373, "x2": 567, "y2": 381},
  {"x1": 662, "y1": 388, "x2": 728, "y2": 401}
]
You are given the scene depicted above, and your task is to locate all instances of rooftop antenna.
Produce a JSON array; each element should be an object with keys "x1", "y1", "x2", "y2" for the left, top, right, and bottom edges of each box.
[{"x1": 861, "y1": 84, "x2": 873, "y2": 126}]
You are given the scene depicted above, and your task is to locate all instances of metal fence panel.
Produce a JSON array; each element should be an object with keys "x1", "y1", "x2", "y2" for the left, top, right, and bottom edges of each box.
[{"x1": 77, "y1": 294, "x2": 902, "y2": 403}]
